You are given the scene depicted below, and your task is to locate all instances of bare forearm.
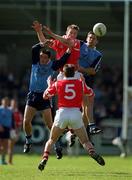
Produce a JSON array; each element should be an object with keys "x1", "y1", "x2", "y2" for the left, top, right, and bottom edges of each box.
[
  {"x1": 37, "y1": 31, "x2": 47, "y2": 44},
  {"x1": 51, "y1": 33, "x2": 69, "y2": 45},
  {"x1": 32, "y1": 21, "x2": 47, "y2": 44},
  {"x1": 43, "y1": 26, "x2": 70, "y2": 46}
]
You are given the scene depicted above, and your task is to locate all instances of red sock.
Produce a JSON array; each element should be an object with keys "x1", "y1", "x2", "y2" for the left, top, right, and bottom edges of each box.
[
  {"x1": 42, "y1": 151, "x2": 50, "y2": 160},
  {"x1": 83, "y1": 142, "x2": 95, "y2": 155}
]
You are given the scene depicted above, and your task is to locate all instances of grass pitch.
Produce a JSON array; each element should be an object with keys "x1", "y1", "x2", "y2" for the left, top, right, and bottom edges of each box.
[{"x1": 0, "y1": 154, "x2": 132, "y2": 180}]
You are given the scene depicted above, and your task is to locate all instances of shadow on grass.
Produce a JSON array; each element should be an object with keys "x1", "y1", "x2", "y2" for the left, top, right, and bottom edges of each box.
[{"x1": 48, "y1": 170, "x2": 132, "y2": 178}]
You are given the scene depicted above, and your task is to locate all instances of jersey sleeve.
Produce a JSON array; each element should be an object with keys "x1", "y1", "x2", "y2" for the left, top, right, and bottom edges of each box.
[
  {"x1": 51, "y1": 52, "x2": 70, "y2": 71},
  {"x1": 32, "y1": 43, "x2": 42, "y2": 64},
  {"x1": 43, "y1": 82, "x2": 57, "y2": 99},
  {"x1": 90, "y1": 54, "x2": 102, "y2": 72},
  {"x1": 83, "y1": 82, "x2": 95, "y2": 97}
]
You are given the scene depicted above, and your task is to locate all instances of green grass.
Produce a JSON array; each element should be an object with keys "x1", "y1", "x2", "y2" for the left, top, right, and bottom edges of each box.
[{"x1": 0, "y1": 154, "x2": 132, "y2": 180}]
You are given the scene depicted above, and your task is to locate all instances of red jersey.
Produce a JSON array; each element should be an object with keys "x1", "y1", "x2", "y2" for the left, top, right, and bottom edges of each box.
[
  {"x1": 44, "y1": 78, "x2": 94, "y2": 108},
  {"x1": 13, "y1": 109, "x2": 23, "y2": 128},
  {"x1": 51, "y1": 35, "x2": 80, "y2": 68}
]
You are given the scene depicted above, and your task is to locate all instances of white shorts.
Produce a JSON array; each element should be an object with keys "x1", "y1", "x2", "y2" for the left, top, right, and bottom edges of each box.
[
  {"x1": 54, "y1": 108, "x2": 84, "y2": 129},
  {"x1": 57, "y1": 71, "x2": 82, "y2": 80}
]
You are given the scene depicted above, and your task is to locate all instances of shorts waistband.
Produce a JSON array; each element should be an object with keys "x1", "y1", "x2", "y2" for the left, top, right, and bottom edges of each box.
[{"x1": 59, "y1": 107, "x2": 80, "y2": 110}]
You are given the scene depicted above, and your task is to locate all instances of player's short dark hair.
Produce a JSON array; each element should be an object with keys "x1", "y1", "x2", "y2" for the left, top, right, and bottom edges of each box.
[
  {"x1": 40, "y1": 49, "x2": 51, "y2": 58},
  {"x1": 63, "y1": 64, "x2": 75, "y2": 77},
  {"x1": 67, "y1": 24, "x2": 80, "y2": 32},
  {"x1": 87, "y1": 31, "x2": 97, "y2": 37}
]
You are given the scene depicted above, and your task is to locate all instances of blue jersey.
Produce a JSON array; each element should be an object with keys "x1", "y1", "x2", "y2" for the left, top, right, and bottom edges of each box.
[
  {"x1": 29, "y1": 61, "x2": 54, "y2": 92},
  {"x1": 29, "y1": 43, "x2": 70, "y2": 93},
  {"x1": 0, "y1": 106, "x2": 13, "y2": 128},
  {"x1": 79, "y1": 41, "x2": 102, "y2": 72}
]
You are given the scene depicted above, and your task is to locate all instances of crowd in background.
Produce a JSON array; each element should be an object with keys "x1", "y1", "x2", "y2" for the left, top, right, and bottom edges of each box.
[
  {"x1": 0, "y1": 63, "x2": 132, "y2": 163},
  {"x1": 94, "y1": 65, "x2": 123, "y2": 123},
  {"x1": 0, "y1": 67, "x2": 29, "y2": 112},
  {"x1": 1, "y1": 64, "x2": 132, "y2": 123},
  {"x1": 0, "y1": 97, "x2": 23, "y2": 164}
]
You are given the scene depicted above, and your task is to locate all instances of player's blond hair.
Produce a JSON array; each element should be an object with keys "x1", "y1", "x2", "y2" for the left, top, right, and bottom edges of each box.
[{"x1": 66, "y1": 24, "x2": 80, "y2": 32}]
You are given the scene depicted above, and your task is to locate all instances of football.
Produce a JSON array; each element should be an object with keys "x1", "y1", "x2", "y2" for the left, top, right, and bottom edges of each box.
[{"x1": 93, "y1": 23, "x2": 107, "y2": 37}]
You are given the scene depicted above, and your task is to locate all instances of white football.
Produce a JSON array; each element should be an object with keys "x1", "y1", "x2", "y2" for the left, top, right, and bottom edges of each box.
[{"x1": 93, "y1": 23, "x2": 107, "y2": 37}]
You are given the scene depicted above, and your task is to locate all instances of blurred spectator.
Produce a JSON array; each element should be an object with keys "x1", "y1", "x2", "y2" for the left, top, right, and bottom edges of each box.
[
  {"x1": 0, "y1": 97, "x2": 14, "y2": 165},
  {"x1": 8, "y1": 98, "x2": 23, "y2": 164},
  {"x1": 0, "y1": 64, "x2": 129, "y2": 121},
  {"x1": 93, "y1": 65, "x2": 123, "y2": 122}
]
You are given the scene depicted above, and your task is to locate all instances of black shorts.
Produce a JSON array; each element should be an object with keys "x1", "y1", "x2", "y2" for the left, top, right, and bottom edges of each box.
[
  {"x1": 0, "y1": 126, "x2": 10, "y2": 139},
  {"x1": 83, "y1": 75, "x2": 95, "y2": 88},
  {"x1": 26, "y1": 91, "x2": 51, "y2": 111}
]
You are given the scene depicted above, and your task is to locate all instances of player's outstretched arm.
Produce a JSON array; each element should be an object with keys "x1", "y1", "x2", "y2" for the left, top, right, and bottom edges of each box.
[
  {"x1": 52, "y1": 48, "x2": 71, "y2": 71},
  {"x1": 43, "y1": 26, "x2": 73, "y2": 47},
  {"x1": 32, "y1": 21, "x2": 47, "y2": 44}
]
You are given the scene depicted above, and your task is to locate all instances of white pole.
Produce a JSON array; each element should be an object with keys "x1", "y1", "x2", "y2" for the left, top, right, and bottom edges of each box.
[
  {"x1": 122, "y1": 0, "x2": 130, "y2": 140},
  {"x1": 56, "y1": 0, "x2": 62, "y2": 34}
]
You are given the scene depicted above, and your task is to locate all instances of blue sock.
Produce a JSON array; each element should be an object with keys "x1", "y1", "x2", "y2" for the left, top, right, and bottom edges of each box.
[{"x1": 25, "y1": 135, "x2": 32, "y2": 144}]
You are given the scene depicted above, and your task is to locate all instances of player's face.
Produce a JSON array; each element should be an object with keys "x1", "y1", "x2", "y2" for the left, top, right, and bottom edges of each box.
[
  {"x1": 39, "y1": 52, "x2": 49, "y2": 64},
  {"x1": 86, "y1": 34, "x2": 98, "y2": 48},
  {"x1": 10, "y1": 99, "x2": 17, "y2": 109},
  {"x1": 66, "y1": 28, "x2": 78, "y2": 39},
  {"x1": 2, "y1": 98, "x2": 9, "y2": 107}
]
